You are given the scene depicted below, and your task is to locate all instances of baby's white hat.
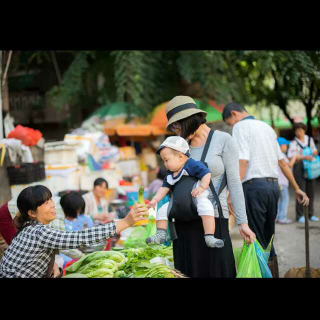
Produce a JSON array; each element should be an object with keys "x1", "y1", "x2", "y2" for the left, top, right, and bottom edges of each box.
[{"x1": 156, "y1": 136, "x2": 190, "y2": 157}]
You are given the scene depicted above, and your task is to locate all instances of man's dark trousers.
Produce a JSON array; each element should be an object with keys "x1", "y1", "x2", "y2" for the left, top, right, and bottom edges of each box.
[{"x1": 242, "y1": 179, "x2": 280, "y2": 257}]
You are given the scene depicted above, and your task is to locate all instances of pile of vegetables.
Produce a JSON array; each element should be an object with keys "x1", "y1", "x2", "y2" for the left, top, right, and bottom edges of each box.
[
  {"x1": 63, "y1": 244, "x2": 187, "y2": 278},
  {"x1": 63, "y1": 251, "x2": 127, "y2": 278},
  {"x1": 116, "y1": 244, "x2": 187, "y2": 278}
]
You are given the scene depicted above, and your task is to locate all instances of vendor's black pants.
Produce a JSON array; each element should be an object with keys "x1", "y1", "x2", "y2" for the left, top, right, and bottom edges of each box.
[
  {"x1": 242, "y1": 179, "x2": 280, "y2": 257},
  {"x1": 293, "y1": 162, "x2": 315, "y2": 220}
]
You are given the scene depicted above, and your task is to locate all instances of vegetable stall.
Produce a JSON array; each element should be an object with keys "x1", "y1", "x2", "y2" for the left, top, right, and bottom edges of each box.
[{"x1": 63, "y1": 244, "x2": 187, "y2": 278}]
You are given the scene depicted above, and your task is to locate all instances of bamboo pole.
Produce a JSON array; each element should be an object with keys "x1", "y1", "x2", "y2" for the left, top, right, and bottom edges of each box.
[{"x1": 304, "y1": 205, "x2": 311, "y2": 278}]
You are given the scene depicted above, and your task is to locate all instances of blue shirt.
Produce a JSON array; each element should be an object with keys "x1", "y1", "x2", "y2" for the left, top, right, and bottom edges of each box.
[
  {"x1": 162, "y1": 158, "x2": 210, "y2": 190},
  {"x1": 77, "y1": 214, "x2": 94, "y2": 229}
]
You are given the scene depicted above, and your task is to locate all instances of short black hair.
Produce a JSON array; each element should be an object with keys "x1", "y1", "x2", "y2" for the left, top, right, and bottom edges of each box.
[
  {"x1": 222, "y1": 102, "x2": 247, "y2": 121},
  {"x1": 293, "y1": 122, "x2": 307, "y2": 132},
  {"x1": 15, "y1": 185, "x2": 52, "y2": 234},
  {"x1": 167, "y1": 113, "x2": 207, "y2": 139},
  {"x1": 60, "y1": 192, "x2": 85, "y2": 219},
  {"x1": 93, "y1": 178, "x2": 108, "y2": 188}
]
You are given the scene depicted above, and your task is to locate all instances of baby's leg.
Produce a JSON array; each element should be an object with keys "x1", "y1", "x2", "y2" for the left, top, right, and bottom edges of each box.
[
  {"x1": 201, "y1": 215, "x2": 215, "y2": 235},
  {"x1": 197, "y1": 187, "x2": 224, "y2": 248},
  {"x1": 146, "y1": 202, "x2": 169, "y2": 244}
]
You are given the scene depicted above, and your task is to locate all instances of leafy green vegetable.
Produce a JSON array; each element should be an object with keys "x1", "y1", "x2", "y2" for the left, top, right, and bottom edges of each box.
[
  {"x1": 62, "y1": 273, "x2": 88, "y2": 278},
  {"x1": 65, "y1": 251, "x2": 126, "y2": 274},
  {"x1": 86, "y1": 268, "x2": 114, "y2": 278},
  {"x1": 114, "y1": 271, "x2": 126, "y2": 278},
  {"x1": 78, "y1": 259, "x2": 118, "y2": 275}
]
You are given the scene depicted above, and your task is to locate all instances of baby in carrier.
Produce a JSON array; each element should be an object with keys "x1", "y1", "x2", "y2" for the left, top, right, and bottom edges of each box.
[{"x1": 146, "y1": 136, "x2": 224, "y2": 248}]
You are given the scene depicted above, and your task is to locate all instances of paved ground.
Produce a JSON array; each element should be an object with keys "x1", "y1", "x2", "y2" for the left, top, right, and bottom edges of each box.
[{"x1": 230, "y1": 180, "x2": 320, "y2": 277}]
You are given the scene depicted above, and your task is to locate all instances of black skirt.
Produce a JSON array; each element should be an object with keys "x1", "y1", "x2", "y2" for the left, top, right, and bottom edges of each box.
[{"x1": 172, "y1": 217, "x2": 236, "y2": 278}]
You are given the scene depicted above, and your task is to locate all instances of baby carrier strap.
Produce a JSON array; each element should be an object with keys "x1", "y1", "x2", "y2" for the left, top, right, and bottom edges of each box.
[{"x1": 168, "y1": 129, "x2": 227, "y2": 241}]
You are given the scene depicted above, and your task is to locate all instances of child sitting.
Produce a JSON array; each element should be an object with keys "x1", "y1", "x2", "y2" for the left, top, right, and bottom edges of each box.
[
  {"x1": 59, "y1": 192, "x2": 94, "y2": 266},
  {"x1": 146, "y1": 136, "x2": 224, "y2": 248}
]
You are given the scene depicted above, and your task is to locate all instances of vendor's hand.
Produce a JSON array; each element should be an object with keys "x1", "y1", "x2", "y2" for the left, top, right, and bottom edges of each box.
[
  {"x1": 147, "y1": 198, "x2": 158, "y2": 209},
  {"x1": 304, "y1": 156, "x2": 314, "y2": 161},
  {"x1": 238, "y1": 224, "x2": 256, "y2": 244},
  {"x1": 52, "y1": 262, "x2": 61, "y2": 278},
  {"x1": 295, "y1": 189, "x2": 309, "y2": 206},
  {"x1": 227, "y1": 193, "x2": 235, "y2": 217},
  {"x1": 125, "y1": 203, "x2": 149, "y2": 226},
  {"x1": 191, "y1": 186, "x2": 205, "y2": 198}
]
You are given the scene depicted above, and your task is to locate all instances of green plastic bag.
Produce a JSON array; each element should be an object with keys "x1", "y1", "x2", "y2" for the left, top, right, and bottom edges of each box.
[
  {"x1": 234, "y1": 237, "x2": 274, "y2": 278},
  {"x1": 235, "y1": 241, "x2": 262, "y2": 278},
  {"x1": 123, "y1": 216, "x2": 156, "y2": 248}
]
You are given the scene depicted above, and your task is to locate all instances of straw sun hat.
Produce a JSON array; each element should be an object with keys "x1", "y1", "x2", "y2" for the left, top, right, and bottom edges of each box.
[{"x1": 165, "y1": 96, "x2": 207, "y2": 130}]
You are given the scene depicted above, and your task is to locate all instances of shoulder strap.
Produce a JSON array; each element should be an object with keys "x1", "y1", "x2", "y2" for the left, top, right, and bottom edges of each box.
[
  {"x1": 308, "y1": 136, "x2": 311, "y2": 147},
  {"x1": 200, "y1": 129, "x2": 214, "y2": 162},
  {"x1": 295, "y1": 138, "x2": 305, "y2": 150},
  {"x1": 201, "y1": 129, "x2": 227, "y2": 196}
]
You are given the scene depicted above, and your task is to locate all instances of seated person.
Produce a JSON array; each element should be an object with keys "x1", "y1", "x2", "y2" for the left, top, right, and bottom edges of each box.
[
  {"x1": 82, "y1": 178, "x2": 115, "y2": 224},
  {"x1": 59, "y1": 192, "x2": 94, "y2": 266},
  {"x1": 3, "y1": 195, "x2": 85, "y2": 270}
]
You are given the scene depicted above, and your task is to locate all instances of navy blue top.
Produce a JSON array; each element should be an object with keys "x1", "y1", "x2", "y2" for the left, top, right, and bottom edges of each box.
[{"x1": 162, "y1": 158, "x2": 211, "y2": 190}]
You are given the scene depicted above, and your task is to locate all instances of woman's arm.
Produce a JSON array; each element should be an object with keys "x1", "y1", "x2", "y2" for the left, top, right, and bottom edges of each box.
[
  {"x1": 222, "y1": 135, "x2": 248, "y2": 225},
  {"x1": 37, "y1": 204, "x2": 148, "y2": 250},
  {"x1": 222, "y1": 135, "x2": 255, "y2": 243}
]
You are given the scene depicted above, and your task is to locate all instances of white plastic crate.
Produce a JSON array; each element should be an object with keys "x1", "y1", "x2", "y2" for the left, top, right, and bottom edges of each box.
[
  {"x1": 44, "y1": 144, "x2": 78, "y2": 165},
  {"x1": 10, "y1": 180, "x2": 48, "y2": 199},
  {"x1": 45, "y1": 164, "x2": 80, "y2": 195},
  {"x1": 80, "y1": 170, "x2": 121, "y2": 190},
  {"x1": 118, "y1": 159, "x2": 140, "y2": 177}
]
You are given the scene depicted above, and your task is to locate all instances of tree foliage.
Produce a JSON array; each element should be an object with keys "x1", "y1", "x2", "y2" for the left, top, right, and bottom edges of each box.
[{"x1": 12, "y1": 50, "x2": 320, "y2": 134}]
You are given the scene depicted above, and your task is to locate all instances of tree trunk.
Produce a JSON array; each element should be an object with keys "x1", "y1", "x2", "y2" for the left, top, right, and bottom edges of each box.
[
  {"x1": 305, "y1": 102, "x2": 313, "y2": 138},
  {"x1": 277, "y1": 100, "x2": 294, "y2": 125}
]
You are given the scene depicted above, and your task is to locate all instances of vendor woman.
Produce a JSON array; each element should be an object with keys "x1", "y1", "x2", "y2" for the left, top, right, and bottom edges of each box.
[
  {"x1": 0, "y1": 185, "x2": 147, "y2": 278},
  {"x1": 82, "y1": 178, "x2": 114, "y2": 224}
]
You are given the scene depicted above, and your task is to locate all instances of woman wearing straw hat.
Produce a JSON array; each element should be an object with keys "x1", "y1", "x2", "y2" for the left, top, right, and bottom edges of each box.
[{"x1": 162, "y1": 96, "x2": 255, "y2": 278}]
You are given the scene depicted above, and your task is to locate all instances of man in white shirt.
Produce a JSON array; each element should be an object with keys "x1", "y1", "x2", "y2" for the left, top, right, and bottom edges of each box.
[{"x1": 223, "y1": 102, "x2": 309, "y2": 278}]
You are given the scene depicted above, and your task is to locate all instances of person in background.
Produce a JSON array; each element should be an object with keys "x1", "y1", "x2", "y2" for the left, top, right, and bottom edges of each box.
[
  {"x1": 287, "y1": 122, "x2": 319, "y2": 223},
  {"x1": 276, "y1": 137, "x2": 297, "y2": 224},
  {"x1": 60, "y1": 192, "x2": 94, "y2": 231},
  {"x1": 0, "y1": 201, "x2": 17, "y2": 246},
  {"x1": 59, "y1": 192, "x2": 94, "y2": 266},
  {"x1": 222, "y1": 102, "x2": 309, "y2": 278},
  {"x1": 82, "y1": 178, "x2": 115, "y2": 224},
  {"x1": 0, "y1": 185, "x2": 147, "y2": 278},
  {"x1": 146, "y1": 167, "x2": 167, "y2": 200}
]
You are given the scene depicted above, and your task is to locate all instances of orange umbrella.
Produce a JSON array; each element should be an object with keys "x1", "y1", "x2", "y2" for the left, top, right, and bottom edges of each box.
[{"x1": 150, "y1": 101, "x2": 170, "y2": 129}]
